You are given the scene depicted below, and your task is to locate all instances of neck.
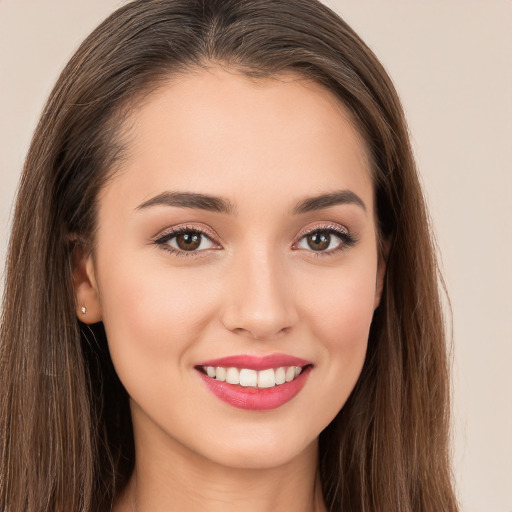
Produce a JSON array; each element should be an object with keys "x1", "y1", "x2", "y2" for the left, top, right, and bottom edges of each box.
[{"x1": 114, "y1": 422, "x2": 326, "y2": 512}]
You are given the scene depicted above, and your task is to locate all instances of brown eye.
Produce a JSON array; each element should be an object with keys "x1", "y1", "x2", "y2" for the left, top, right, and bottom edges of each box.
[
  {"x1": 306, "y1": 231, "x2": 331, "y2": 251},
  {"x1": 157, "y1": 229, "x2": 218, "y2": 254},
  {"x1": 295, "y1": 226, "x2": 355, "y2": 254},
  {"x1": 175, "y1": 232, "x2": 202, "y2": 251}
]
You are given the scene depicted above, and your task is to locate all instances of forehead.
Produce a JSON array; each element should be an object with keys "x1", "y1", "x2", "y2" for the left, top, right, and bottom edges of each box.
[{"x1": 103, "y1": 66, "x2": 374, "y2": 215}]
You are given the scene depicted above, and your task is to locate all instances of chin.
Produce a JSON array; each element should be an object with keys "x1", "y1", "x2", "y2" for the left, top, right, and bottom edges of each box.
[
  {"x1": 178, "y1": 413, "x2": 322, "y2": 471},
  {"x1": 205, "y1": 435, "x2": 318, "y2": 471}
]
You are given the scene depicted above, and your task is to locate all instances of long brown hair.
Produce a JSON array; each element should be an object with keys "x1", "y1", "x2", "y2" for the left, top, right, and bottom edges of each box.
[{"x1": 0, "y1": 1, "x2": 458, "y2": 510}]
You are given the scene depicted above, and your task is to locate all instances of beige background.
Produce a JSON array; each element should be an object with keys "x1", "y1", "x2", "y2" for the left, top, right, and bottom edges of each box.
[{"x1": 1, "y1": 1, "x2": 511, "y2": 510}]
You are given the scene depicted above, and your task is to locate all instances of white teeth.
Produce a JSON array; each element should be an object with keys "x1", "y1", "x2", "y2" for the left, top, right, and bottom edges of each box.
[
  {"x1": 216, "y1": 366, "x2": 226, "y2": 382},
  {"x1": 239, "y1": 369, "x2": 258, "y2": 387},
  {"x1": 258, "y1": 368, "x2": 276, "y2": 388},
  {"x1": 226, "y1": 367, "x2": 240, "y2": 385},
  {"x1": 203, "y1": 365, "x2": 305, "y2": 388},
  {"x1": 275, "y1": 367, "x2": 286, "y2": 385}
]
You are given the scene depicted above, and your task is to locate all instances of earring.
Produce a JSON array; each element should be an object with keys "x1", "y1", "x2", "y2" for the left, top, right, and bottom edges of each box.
[{"x1": 80, "y1": 306, "x2": 87, "y2": 314}]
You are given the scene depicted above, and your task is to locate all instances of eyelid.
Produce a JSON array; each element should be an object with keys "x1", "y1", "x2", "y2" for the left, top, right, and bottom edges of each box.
[
  {"x1": 152, "y1": 223, "x2": 221, "y2": 243},
  {"x1": 152, "y1": 223, "x2": 223, "y2": 256},
  {"x1": 151, "y1": 221, "x2": 355, "y2": 258},
  {"x1": 292, "y1": 222, "x2": 356, "y2": 254},
  {"x1": 293, "y1": 222, "x2": 350, "y2": 243},
  {"x1": 295, "y1": 221, "x2": 349, "y2": 237}
]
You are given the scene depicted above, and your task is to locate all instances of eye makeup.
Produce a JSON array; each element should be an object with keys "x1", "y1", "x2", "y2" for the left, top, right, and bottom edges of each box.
[
  {"x1": 292, "y1": 222, "x2": 357, "y2": 258},
  {"x1": 152, "y1": 221, "x2": 357, "y2": 259},
  {"x1": 152, "y1": 224, "x2": 222, "y2": 258}
]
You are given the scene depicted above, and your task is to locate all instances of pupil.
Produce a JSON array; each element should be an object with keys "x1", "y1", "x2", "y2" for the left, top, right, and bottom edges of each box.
[
  {"x1": 177, "y1": 232, "x2": 201, "y2": 251},
  {"x1": 308, "y1": 232, "x2": 330, "y2": 251}
]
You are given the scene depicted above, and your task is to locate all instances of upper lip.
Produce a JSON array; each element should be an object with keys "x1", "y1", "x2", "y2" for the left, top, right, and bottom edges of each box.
[{"x1": 195, "y1": 353, "x2": 312, "y2": 371}]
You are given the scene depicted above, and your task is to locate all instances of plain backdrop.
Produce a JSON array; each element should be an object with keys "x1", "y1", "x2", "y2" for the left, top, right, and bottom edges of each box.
[{"x1": 1, "y1": 1, "x2": 511, "y2": 511}]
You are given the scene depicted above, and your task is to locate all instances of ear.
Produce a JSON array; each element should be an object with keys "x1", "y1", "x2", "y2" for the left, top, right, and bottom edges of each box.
[
  {"x1": 373, "y1": 239, "x2": 390, "y2": 310},
  {"x1": 72, "y1": 249, "x2": 102, "y2": 324}
]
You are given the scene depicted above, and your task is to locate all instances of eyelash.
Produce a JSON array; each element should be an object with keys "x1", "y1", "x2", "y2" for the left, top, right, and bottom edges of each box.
[
  {"x1": 153, "y1": 225, "x2": 220, "y2": 258},
  {"x1": 294, "y1": 224, "x2": 357, "y2": 257},
  {"x1": 153, "y1": 224, "x2": 357, "y2": 258}
]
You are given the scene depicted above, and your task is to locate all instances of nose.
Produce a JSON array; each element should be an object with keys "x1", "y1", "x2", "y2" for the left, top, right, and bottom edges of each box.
[{"x1": 220, "y1": 246, "x2": 298, "y2": 340}]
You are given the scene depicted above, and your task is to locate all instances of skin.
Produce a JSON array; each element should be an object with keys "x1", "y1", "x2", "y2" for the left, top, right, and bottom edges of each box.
[{"x1": 74, "y1": 66, "x2": 385, "y2": 512}]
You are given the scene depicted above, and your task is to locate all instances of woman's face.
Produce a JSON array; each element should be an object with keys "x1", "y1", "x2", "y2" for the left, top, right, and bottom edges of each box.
[{"x1": 77, "y1": 67, "x2": 384, "y2": 470}]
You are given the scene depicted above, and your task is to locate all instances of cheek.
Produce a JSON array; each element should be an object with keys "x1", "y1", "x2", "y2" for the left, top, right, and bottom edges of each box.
[
  {"x1": 302, "y1": 262, "x2": 377, "y2": 347},
  {"x1": 96, "y1": 252, "x2": 219, "y2": 377},
  {"x1": 297, "y1": 258, "x2": 377, "y2": 412},
  {"x1": 324, "y1": 279, "x2": 374, "y2": 346}
]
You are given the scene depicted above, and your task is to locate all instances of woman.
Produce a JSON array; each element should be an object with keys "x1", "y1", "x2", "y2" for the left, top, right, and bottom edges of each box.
[{"x1": 0, "y1": 0, "x2": 458, "y2": 510}]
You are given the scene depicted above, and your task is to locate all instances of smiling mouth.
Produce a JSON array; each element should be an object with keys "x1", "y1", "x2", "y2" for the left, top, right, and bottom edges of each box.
[
  {"x1": 195, "y1": 358, "x2": 313, "y2": 410},
  {"x1": 196, "y1": 364, "x2": 309, "y2": 388}
]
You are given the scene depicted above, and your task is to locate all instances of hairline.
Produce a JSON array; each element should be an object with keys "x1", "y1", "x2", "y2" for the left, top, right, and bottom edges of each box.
[{"x1": 89, "y1": 60, "x2": 380, "y2": 254}]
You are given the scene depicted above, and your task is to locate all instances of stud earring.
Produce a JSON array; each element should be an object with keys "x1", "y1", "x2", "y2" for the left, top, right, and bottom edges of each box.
[{"x1": 80, "y1": 306, "x2": 87, "y2": 314}]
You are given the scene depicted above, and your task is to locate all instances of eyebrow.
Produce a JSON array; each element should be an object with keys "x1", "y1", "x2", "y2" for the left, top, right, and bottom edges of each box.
[
  {"x1": 136, "y1": 191, "x2": 236, "y2": 215},
  {"x1": 135, "y1": 189, "x2": 366, "y2": 215},
  {"x1": 292, "y1": 190, "x2": 367, "y2": 214}
]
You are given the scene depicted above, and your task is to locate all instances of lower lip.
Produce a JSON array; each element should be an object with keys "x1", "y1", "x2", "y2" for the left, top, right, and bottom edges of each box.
[{"x1": 198, "y1": 366, "x2": 312, "y2": 411}]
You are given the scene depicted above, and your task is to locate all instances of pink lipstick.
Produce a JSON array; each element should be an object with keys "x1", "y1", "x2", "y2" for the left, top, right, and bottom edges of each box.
[{"x1": 195, "y1": 353, "x2": 312, "y2": 411}]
